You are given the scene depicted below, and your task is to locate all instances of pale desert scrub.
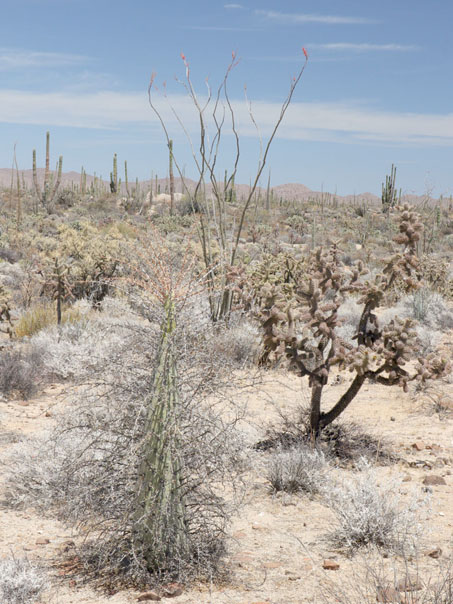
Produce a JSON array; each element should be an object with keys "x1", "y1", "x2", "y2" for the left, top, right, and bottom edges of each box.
[
  {"x1": 267, "y1": 444, "x2": 329, "y2": 495},
  {"x1": 324, "y1": 462, "x2": 429, "y2": 554},
  {"x1": 0, "y1": 556, "x2": 47, "y2": 604}
]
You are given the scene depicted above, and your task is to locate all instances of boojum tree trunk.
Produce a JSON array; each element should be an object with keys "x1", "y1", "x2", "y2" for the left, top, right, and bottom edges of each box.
[{"x1": 133, "y1": 296, "x2": 188, "y2": 572}]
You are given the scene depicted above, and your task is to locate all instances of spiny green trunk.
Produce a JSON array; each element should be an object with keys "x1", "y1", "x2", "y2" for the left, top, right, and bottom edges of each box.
[{"x1": 133, "y1": 296, "x2": 188, "y2": 571}]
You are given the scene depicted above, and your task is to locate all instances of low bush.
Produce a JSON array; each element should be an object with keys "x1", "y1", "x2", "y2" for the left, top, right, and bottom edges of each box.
[
  {"x1": 267, "y1": 445, "x2": 328, "y2": 495},
  {"x1": 0, "y1": 347, "x2": 43, "y2": 399},
  {"x1": 0, "y1": 557, "x2": 46, "y2": 604},
  {"x1": 324, "y1": 462, "x2": 427, "y2": 553}
]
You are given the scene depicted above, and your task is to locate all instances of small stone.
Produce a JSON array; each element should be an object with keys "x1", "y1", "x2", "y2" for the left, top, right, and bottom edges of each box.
[
  {"x1": 390, "y1": 416, "x2": 396, "y2": 422},
  {"x1": 422, "y1": 475, "x2": 446, "y2": 486},
  {"x1": 402, "y1": 474, "x2": 412, "y2": 482},
  {"x1": 322, "y1": 559, "x2": 340, "y2": 570},
  {"x1": 262, "y1": 561, "x2": 282, "y2": 569},
  {"x1": 412, "y1": 441, "x2": 425, "y2": 451},
  {"x1": 161, "y1": 582, "x2": 183, "y2": 598},
  {"x1": 252, "y1": 523, "x2": 265, "y2": 531},
  {"x1": 17, "y1": 401, "x2": 30, "y2": 407},
  {"x1": 137, "y1": 592, "x2": 161, "y2": 602},
  {"x1": 45, "y1": 411, "x2": 52, "y2": 417},
  {"x1": 35, "y1": 538, "x2": 50, "y2": 545},
  {"x1": 425, "y1": 547, "x2": 442, "y2": 559}
]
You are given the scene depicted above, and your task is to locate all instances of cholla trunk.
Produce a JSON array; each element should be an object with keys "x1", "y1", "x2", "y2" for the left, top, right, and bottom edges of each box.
[{"x1": 133, "y1": 296, "x2": 189, "y2": 571}]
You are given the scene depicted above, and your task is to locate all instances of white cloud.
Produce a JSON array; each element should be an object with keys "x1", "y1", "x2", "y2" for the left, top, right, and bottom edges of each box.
[
  {"x1": 255, "y1": 10, "x2": 377, "y2": 25},
  {"x1": 311, "y1": 42, "x2": 419, "y2": 52},
  {"x1": 0, "y1": 48, "x2": 89, "y2": 70},
  {"x1": 0, "y1": 88, "x2": 453, "y2": 147}
]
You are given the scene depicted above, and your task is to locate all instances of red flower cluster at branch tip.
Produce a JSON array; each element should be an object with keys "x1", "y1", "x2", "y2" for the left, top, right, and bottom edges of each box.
[
  {"x1": 181, "y1": 52, "x2": 186, "y2": 61},
  {"x1": 302, "y1": 47, "x2": 308, "y2": 59},
  {"x1": 232, "y1": 50, "x2": 236, "y2": 59}
]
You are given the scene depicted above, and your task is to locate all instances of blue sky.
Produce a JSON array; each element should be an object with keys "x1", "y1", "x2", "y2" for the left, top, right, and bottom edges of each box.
[{"x1": 1, "y1": 0, "x2": 452, "y2": 196}]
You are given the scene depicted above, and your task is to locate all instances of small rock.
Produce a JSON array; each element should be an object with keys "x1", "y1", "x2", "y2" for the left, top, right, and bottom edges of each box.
[
  {"x1": 137, "y1": 592, "x2": 161, "y2": 602},
  {"x1": 17, "y1": 401, "x2": 29, "y2": 407},
  {"x1": 322, "y1": 559, "x2": 340, "y2": 570},
  {"x1": 402, "y1": 474, "x2": 412, "y2": 482},
  {"x1": 35, "y1": 538, "x2": 50, "y2": 545},
  {"x1": 412, "y1": 441, "x2": 425, "y2": 451},
  {"x1": 425, "y1": 547, "x2": 442, "y2": 559},
  {"x1": 161, "y1": 583, "x2": 183, "y2": 598},
  {"x1": 45, "y1": 411, "x2": 52, "y2": 417},
  {"x1": 422, "y1": 475, "x2": 446, "y2": 486},
  {"x1": 390, "y1": 416, "x2": 396, "y2": 422}
]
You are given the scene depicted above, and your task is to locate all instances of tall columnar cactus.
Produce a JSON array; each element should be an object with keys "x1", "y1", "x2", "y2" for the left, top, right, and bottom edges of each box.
[
  {"x1": 32, "y1": 131, "x2": 63, "y2": 213},
  {"x1": 124, "y1": 160, "x2": 130, "y2": 198},
  {"x1": 133, "y1": 295, "x2": 188, "y2": 570},
  {"x1": 382, "y1": 164, "x2": 400, "y2": 213},
  {"x1": 110, "y1": 153, "x2": 118, "y2": 193}
]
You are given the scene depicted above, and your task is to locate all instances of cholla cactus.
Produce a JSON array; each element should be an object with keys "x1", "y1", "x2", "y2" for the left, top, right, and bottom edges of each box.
[
  {"x1": 0, "y1": 284, "x2": 13, "y2": 338},
  {"x1": 246, "y1": 204, "x2": 450, "y2": 437}
]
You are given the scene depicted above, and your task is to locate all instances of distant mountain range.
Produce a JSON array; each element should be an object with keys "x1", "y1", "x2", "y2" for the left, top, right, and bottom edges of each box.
[{"x1": 0, "y1": 168, "x2": 447, "y2": 207}]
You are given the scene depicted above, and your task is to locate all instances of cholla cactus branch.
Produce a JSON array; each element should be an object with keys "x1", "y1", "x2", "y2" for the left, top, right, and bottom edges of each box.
[{"x1": 244, "y1": 205, "x2": 450, "y2": 437}]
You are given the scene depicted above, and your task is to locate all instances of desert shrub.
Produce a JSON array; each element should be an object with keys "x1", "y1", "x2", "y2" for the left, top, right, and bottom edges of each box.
[
  {"x1": 0, "y1": 247, "x2": 22, "y2": 263},
  {"x1": 176, "y1": 196, "x2": 204, "y2": 216},
  {"x1": 0, "y1": 347, "x2": 43, "y2": 399},
  {"x1": 0, "y1": 557, "x2": 46, "y2": 604},
  {"x1": 406, "y1": 288, "x2": 453, "y2": 330},
  {"x1": 211, "y1": 314, "x2": 260, "y2": 366},
  {"x1": 325, "y1": 462, "x2": 427, "y2": 553},
  {"x1": 15, "y1": 302, "x2": 81, "y2": 338},
  {"x1": 151, "y1": 214, "x2": 193, "y2": 234},
  {"x1": 416, "y1": 324, "x2": 443, "y2": 355},
  {"x1": 267, "y1": 445, "x2": 328, "y2": 495}
]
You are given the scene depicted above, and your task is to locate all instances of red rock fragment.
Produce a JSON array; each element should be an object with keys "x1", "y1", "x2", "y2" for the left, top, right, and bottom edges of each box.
[{"x1": 322, "y1": 559, "x2": 340, "y2": 570}]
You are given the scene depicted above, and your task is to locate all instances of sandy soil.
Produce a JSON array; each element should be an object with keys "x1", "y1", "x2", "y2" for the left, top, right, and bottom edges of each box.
[{"x1": 0, "y1": 372, "x2": 452, "y2": 604}]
